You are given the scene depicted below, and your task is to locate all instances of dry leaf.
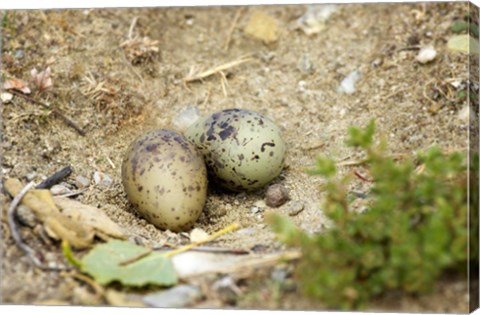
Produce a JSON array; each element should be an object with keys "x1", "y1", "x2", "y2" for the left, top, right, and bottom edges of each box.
[
  {"x1": 3, "y1": 77, "x2": 31, "y2": 94},
  {"x1": 4, "y1": 178, "x2": 95, "y2": 249},
  {"x1": 244, "y1": 11, "x2": 280, "y2": 44},
  {"x1": 53, "y1": 197, "x2": 127, "y2": 239},
  {"x1": 30, "y1": 67, "x2": 53, "y2": 92}
]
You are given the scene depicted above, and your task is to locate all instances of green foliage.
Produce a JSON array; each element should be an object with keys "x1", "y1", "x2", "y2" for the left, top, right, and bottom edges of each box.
[
  {"x1": 63, "y1": 240, "x2": 178, "y2": 287},
  {"x1": 269, "y1": 121, "x2": 471, "y2": 309}
]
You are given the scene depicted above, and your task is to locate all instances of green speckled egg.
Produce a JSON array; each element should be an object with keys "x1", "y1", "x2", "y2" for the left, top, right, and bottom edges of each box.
[
  {"x1": 185, "y1": 108, "x2": 286, "y2": 191},
  {"x1": 121, "y1": 130, "x2": 208, "y2": 232}
]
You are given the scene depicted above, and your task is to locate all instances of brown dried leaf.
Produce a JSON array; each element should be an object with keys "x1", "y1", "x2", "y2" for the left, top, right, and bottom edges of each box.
[
  {"x1": 53, "y1": 197, "x2": 127, "y2": 240},
  {"x1": 4, "y1": 178, "x2": 95, "y2": 249},
  {"x1": 3, "y1": 77, "x2": 31, "y2": 94}
]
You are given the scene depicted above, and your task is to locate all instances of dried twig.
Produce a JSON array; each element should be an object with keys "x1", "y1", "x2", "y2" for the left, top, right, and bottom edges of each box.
[
  {"x1": 36, "y1": 166, "x2": 73, "y2": 189},
  {"x1": 7, "y1": 181, "x2": 71, "y2": 271},
  {"x1": 127, "y1": 17, "x2": 139, "y2": 40},
  {"x1": 353, "y1": 170, "x2": 374, "y2": 183},
  {"x1": 164, "y1": 223, "x2": 240, "y2": 258},
  {"x1": 10, "y1": 90, "x2": 86, "y2": 136},
  {"x1": 183, "y1": 57, "x2": 253, "y2": 83},
  {"x1": 118, "y1": 248, "x2": 152, "y2": 266},
  {"x1": 223, "y1": 8, "x2": 244, "y2": 51}
]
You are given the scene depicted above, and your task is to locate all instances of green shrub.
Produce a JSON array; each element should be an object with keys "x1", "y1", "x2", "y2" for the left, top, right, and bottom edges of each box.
[{"x1": 267, "y1": 121, "x2": 472, "y2": 309}]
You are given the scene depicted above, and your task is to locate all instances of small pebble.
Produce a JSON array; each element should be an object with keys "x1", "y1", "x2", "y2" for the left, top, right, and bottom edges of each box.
[
  {"x1": 297, "y1": 54, "x2": 315, "y2": 75},
  {"x1": 416, "y1": 45, "x2": 437, "y2": 64},
  {"x1": 75, "y1": 175, "x2": 90, "y2": 188},
  {"x1": 50, "y1": 184, "x2": 72, "y2": 196},
  {"x1": 189, "y1": 228, "x2": 209, "y2": 243},
  {"x1": 93, "y1": 171, "x2": 113, "y2": 188},
  {"x1": 25, "y1": 172, "x2": 38, "y2": 181},
  {"x1": 337, "y1": 70, "x2": 361, "y2": 94},
  {"x1": 371, "y1": 58, "x2": 383, "y2": 68},
  {"x1": 250, "y1": 206, "x2": 262, "y2": 214},
  {"x1": 212, "y1": 276, "x2": 242, "y2": 301},
  {"x1": 143, "y1": 285, "x2": 202, "y2": 308},
  {"x1": 16, "y1": 205, "x2": 37, "y2": 228},
  {"x1": 287, "y1": 200, "x2": 305, "y2": 216},
  {"x1": 265, "y1": 184, "x2": 290, "y2": 208},
  {"x1": 171, "y1": 106, "x2": 201, "y2": 133}
]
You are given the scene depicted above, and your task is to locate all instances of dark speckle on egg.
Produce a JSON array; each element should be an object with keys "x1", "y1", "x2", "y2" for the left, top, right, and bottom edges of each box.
[
  {"x1": 122, "y1": 129, "x2": 208, "y2": 232},
  {"x1": 185, "y1": 108, "x2": 286, "y2": 191}
]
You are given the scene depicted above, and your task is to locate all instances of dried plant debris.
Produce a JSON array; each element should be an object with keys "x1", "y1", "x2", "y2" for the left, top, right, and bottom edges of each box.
[
  {"x1": 30, "y1": 67, "x2": 53, "y2": 93},
  {"x1": 3, "y1": 77, "x2": 31, "y2": 94},
  {"x1": 120, "y1": 36, "x2": 160, "y2": 65},
  {"x1": 4, "y1": 178, "x2": 126, "y2": 249}
]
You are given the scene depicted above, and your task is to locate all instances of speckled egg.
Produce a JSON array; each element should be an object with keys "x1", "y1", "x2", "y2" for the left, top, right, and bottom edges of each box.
[
  {"x1": 185, "y1": 108, "x2": 286, "y2": 191},
  {"x1": 121, "y1": 130, "x2": 208, "y2": 232}
]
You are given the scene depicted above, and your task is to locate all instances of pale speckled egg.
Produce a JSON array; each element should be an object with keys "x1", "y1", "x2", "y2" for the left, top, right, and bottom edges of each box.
[
  {"x1": 121, "y1": 130, "x2": 208, "y2": 232},
  {"x1": 185, "y1": 108, "x2": 286, "y2": 192}
]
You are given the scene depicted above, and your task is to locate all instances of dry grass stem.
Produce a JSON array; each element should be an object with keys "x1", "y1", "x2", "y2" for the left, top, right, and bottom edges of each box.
[{"x1": 183, "y1": 57, "x2": 254, "y2": 83}]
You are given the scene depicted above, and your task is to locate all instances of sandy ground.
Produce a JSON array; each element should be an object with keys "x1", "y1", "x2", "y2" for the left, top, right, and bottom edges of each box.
[{"x1": 0, "y1": 2, "x2": 475, "y2": 312}]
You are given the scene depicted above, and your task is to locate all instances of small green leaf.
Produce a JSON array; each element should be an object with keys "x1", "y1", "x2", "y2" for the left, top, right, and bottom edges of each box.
[
  {"x1": 451, "y1": 20, "x2": 468, "y2": 33},
  {"x1": 80, "y1": 240, "x2": 178, "y2": 286},
  {"x1": 447, "y1": 34, "x2": 480, "y2": 54}
]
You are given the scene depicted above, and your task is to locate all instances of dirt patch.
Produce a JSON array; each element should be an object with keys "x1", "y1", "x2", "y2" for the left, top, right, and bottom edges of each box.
[{"x1": 0, "y1": 2, "x2": 472, "y2": 311}]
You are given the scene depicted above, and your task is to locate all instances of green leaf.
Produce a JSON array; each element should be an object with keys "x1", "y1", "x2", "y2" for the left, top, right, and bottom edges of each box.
[
  {"x1": 451, "y1": 20, "x2": 469, "y2": 33},
  {"x1": 447, "y1": 34, "x2": 480, "y2": 54},
  {"x1": 80, "y1": 240, "x2": 178, "y2": 286}
]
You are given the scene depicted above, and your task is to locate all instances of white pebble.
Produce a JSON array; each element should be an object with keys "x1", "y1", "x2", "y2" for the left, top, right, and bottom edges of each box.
[
  {"x1": 337, "y1": 70, "x2": 361, "y2": 94},
  {"x1": 93, "y1": 171, "x2": 113, "y2": 188},
  {"x1": 416, "y1": 46, "x2": 437, "y2": 64},
  {"x1": 172, "y1": 106, "x2": 201, "y2": 133},
  {"x1": 75, "y1": 175, "x2": 90, "y2": 188}
]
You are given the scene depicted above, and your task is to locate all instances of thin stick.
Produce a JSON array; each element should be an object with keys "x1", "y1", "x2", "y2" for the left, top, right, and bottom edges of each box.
[
  {"x1": 163, "y1": 223, "x2": 240, "y2": 258},
  {"x1": 7, "y1": 181, "x2": 71, "y2": 271},
  {"x1": 11, "y1": 90, "x2": 86, "y2": 136},
  {"x1": 353, "y1": 170, "x2": 374, "y2": 183},
  {"x1": 120, "y1": 51, "x2": 144, "y2": 83},
  {"x1": 337, "y1": 159, "x2": 367, "y2": 167},
  {"x1": 65, "y1": 271, "x2": 105, "y2": 299},
  {"x1": 219, "y1": 72, "x2": 228, "y2": 97},
  {"x1": 118, "y1": 248, "x2": 152, "y2": 266},
  {"x1": 127, "y1": 17, "x2": 139, "y2": 40},
  {"x1": 183, "y1": 57, "x2": 253, "y2": 83},
  {"x1": 57, "y1": 188, "x2": 88, "y2": 198},
  {"x1": 223, "y1": 8, "x2": 243, "y2": 51},
  {"x1": 201, "y1": 83, "x2": 212, "y2": 107},
  {"x1": 36, "y1": 166, "x2": 73, "y2": 189}
]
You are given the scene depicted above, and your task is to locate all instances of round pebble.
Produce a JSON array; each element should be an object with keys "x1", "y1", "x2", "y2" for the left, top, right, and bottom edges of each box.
[{"x1": 265, "y1": 184, "x2": 290, "y2": 207}]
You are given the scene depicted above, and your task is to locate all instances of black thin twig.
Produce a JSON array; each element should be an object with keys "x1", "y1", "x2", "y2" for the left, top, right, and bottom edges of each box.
[
  {"x1": 10, "y1": 90, "x2": 86, "y2": 136},
  {"x1": 36, "y1": 166, "x2": 73, "y2": 189}
]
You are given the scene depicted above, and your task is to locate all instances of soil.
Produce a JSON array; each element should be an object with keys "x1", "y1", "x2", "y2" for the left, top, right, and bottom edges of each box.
[{"x1": 0, "y1": 2, "x2": 474, "y2": 312}]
